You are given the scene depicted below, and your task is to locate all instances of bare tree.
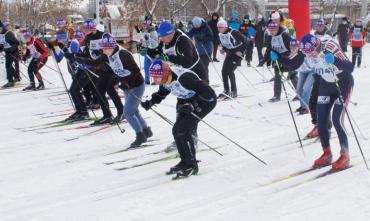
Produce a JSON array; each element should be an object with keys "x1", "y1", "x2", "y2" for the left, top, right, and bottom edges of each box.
[{"x1": 200, "y1": 0, "x2": 227, "y2": 15}]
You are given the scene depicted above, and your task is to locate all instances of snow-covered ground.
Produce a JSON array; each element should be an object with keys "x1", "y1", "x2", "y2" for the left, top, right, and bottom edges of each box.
[{"x1": 1, "y1": 46, "x2": 370, "y2": 221}]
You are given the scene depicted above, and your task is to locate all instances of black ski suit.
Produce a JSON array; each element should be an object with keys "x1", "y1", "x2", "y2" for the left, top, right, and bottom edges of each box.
[{"x1": 0, "y1": 29, "x2": 20, "y2": 82}]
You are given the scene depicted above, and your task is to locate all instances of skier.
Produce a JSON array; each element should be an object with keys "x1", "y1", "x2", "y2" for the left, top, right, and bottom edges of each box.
[
  {"x1": 306, "y1": 19, "x2": 334, "y2": 138},
  {"x1": 349, "y1": 18, "x2": 367, "y2": 68},
  {"x1": 147, "y1": 20, "x2": 208, "y2": 84},
  {"x1": 187, "y1": 16, "x2": 213, "y2": 84},
  {"x1": 276, "y1": 34, "x2": 354, "y2": 170},
  {"x1": 228, "y1": 11, "x2": 241, "y2": 31},
  {"x1": 21, "y1": 30, "x2": 48, "y2": 91},
  {"x1": 290, "y1": 38, "x2": 314, "y2": 115},
  {"x1": 217, "y1": 19, "x2": 246, "y2": 99},
  {"x1": 73, "y1": 33, "x2": 152, "y2": 147},
  {"x1": 136, "y1": 16, "x2": 158, "y2": 84},
  {"x1": 208, "y1": 12, "x2": 221, "y2": 62},
  {"x1": 141, "y1": 60, "x2": 217, "y2": 178},
  {"x1": 262, "y1": 21, "x2": 294, "y2": 102},
  {"x1": 336, "y1": 17, "x2": 350, "y2": 52},
  {"x1": 0, "y1": 21, "x2": 20, "y2": 88},
  {"x1": 76, "y1": 20, "x2": 124, "y2": 125},
  {"x1": 49, "y1": 29, "x2": 91, "y2": 121},
  {"x1": 255, "y1": 14, "x2": 266, "y2": 64},
  {"x1": 239, "y1": 15, "x2": 255, "y2": 66}
]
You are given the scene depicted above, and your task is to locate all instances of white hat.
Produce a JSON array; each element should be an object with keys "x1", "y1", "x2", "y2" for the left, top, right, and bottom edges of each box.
[
  {"x1": 271, "y1": 12, "x2": 280, "y2": 20},
  {"x1": 217, "y1": 19, "x2": 228, "y2": 28}
]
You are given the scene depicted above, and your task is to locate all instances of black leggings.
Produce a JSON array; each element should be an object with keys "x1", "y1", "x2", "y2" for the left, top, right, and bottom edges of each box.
[
  {"x1": 173, "y1": 99, "x2": 217, "y2": 166},
  {"x1": 28, "y1": 57, "x2": 46, "y2": 83},
  {"x1": 221, "y1": 55, "x2": 239, "y2": 93}
]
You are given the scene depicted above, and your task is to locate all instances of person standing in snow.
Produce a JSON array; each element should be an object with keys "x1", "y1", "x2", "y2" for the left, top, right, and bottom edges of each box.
[
  {"x1": 336, "y1": 17, "x2": 350, "y2": 52},
  {"x1": 349, "y1": 18, "x2": 367, "y2": 68},
  {"x1": 0, "y1": 21, "x2": 20, "y2": 88},
  {"x1": 255, "y1": 14, "x2": 266, "y2": 64},
  {"x1": 228, "y1": 11, "x2": 241, "y2": 31},
  {"x1": 217, "y1": 19, "x2": 246, "y2": 99},
  {"x1": 262, "y1": 21, "x2": 294, "y2": 102},
  {"x1": 21, "y1": 30, "x2": 48, "y2": 91},
  {"x1": 136, "y1": 16, "x2": 158, "y2": 85},
  {"x1": 277, "y1": 33, "x2": 354, "y2": 170},
  {"x1": 208, "y1": 12, "x2": 221, "y2": 62},
  {"x1": 74, "y1": 33, "x2": 152, "y2": 147},
  {"x1": 141, "y1": 60, "x2": 217, "y2": 178},
  {"x1": 187, "y1": 16, "x2": 213, "y2": 84},
  {"x1": 305, "y1": 19, "x2": 334, "y2": 139},
  {"x1": 239, "y1": 15, "x2": 256, "y2": 66}
]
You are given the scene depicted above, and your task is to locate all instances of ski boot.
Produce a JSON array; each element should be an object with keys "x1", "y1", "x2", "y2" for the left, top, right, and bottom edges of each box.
[
  {"x1": 2, "y1": 81, "x2": 15, "y2": 88},
  {"x1": 166, "y1": 160, "x2": 185, "y2": 175},
  {"x1": 217, "y1": 91, "x2": 230, "y2": 100},
  {"x1": 36, "y1": 81, "x2": 45, "y2": 90},
  {"x1": 268, "y1": 96, "x2": 280, "y2": 103},
  {"x1": 230, "y1": 91, "x2": 238, "y2": 98},
  {"x1": 65, "y1": 111, "x2": 90, "y2": 121},
  {"x1": 306, "y1": 125, "x2": 319, "y2": 139},
  {"x1": 129, "y1": 132, "x2": 147, "y2": 148},
  {"x1": 298, "y1": 108, "x2": 309, "y2": 115},
  {"x1": 112, "y1": 113, "x2": 125, "y2": 124},
  {"x1": 332, "y1": 149, "x2": 350, "y2": 170},
  {"x1": 143, "y1": 127, "x2": 153, "y2": 139},
  {"x1": 313, "y1": 147, "x2": 332, "y2": 168},
  {"x1": 90, "y1": 116, "x2": 113, "y2": 126},
  {"x1": 23, "y1": 83, "x2": 36, "y2": 91},
  {"x1": 173, "y1": 162, "x2": 199, "y2": 179}
]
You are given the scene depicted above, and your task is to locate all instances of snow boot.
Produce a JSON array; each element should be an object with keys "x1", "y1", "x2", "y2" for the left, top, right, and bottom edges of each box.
[
  {"x1": 332, "y1": 150, "x2": 350, "y2": 170},
  {"x1": 143, "y1": 127, "x2": 153, "y2": 139},
  {"x1": 166, "y1": 160, "x2": 186, "y2": 175},
  {"x1": 2, "y1": 81, "x2": 15, "y2": 88},
  {"x1": 296, "y1": 106, "x2": 304, "y2": 112},
  {"x1": 23, "y1": 83, "x2": 36, "y2": 91},
  {"x1": 306, "y1": 125, "x2": 319, "y2": 138},
  {"x1": 130, "y1": 132, "x2": 147, "y2": 148},
  {"x1": 36, "y1": 81, "x2": 45, "y2": 90},
  {"x1": 313, "y1": 147, "x2": 332, "y2": 168}
]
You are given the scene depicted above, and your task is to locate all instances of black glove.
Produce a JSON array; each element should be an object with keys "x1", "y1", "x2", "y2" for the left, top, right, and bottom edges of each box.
[
  {"x1": 178, "y1": 103, "x2": 194, "y2": 114},
  {"x1": 64, "y1": 52, "x2": 74, "y2": 60},
  {"x1": 141, "y1": 100, "x2": 153, "y2": 111},
  {"x1": 119, "y1": 82, "x2": 129, "y2": 90}
]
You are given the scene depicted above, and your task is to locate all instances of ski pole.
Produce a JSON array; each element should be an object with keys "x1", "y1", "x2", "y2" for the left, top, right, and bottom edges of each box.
[
  {"x1": 84, "y1": 69, "x2": 125, "y2": 134},
  {"x1": 201, "y1": 44, "x2": 223, "y2": 82},
  {"x1": 346, "y1": 107, "x2": 368, "y2": 140},
  {"x1": 329, "y1": 64, "x2": 369, "y2": 170},
  {"x1": 250, "y1": 64, "x2": 270, "y2": 82},
  {"x1": 50, "y1": 50, "x2": 76, "y2": 111},
  {"x1": 276, "y1": 61, "x2": 305, "y2": 155},
  {"x1": 190, "y1": 112, "x2": 266, "y2": 165},
  {"x1": 128, "y1": 90, "x2": 223, "y2": 156},
  {"x1": 235, "y1": 67, "x2": 257, "y2": 89}
]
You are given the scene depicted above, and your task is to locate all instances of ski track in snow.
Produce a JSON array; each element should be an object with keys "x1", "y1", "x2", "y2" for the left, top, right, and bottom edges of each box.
[{"x1": 1, "y1": 47, "x2": 370, "y2": 221}]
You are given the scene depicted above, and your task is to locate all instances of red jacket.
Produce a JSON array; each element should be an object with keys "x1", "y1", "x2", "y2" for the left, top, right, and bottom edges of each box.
[
  {"x1": 25, "y1": 36, "x2": 48, "y2": 64},
  {"x1": 349, "y1": 26, "x2": 367, "y2": 48}
]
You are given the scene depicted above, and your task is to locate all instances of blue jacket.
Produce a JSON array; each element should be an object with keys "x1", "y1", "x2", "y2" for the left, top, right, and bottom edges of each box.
[{"x1": 187, "y1": 21, "x2": 213, "y2": 56}]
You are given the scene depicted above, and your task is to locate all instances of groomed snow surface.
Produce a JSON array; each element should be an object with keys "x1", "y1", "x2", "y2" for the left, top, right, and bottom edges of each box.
[{"x1": 1, "y1": 47, "x2": 370, "y2": 221}]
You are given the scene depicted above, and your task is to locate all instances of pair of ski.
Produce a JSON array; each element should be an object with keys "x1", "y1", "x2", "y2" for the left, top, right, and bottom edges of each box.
[
  {"x1": 262, "y1": 163, "x2": 353, "y2": 190},
  {"x1": 16, "y1": 118, "x2": 96, "y2": 132}
]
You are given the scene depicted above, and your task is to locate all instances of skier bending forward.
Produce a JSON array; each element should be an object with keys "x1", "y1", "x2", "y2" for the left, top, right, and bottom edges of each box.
[{"x1": 141, "y1": 60, "x2": 217, "y2": 178}]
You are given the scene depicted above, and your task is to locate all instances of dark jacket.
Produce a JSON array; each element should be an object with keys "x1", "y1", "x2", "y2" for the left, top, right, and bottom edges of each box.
[
  {"x1": 147, "y1": 30, "x2": 206, "y2": 81},
  {"x1": 0, "y1": 30, "x2": 19, "y2": 54},
  {"x1": 263, "y1": 27, "x2": 291, "y2": 63},
  {"x1": 75, "y1": 46, "x2": 144, "y2": 89},
  {"x1": 337, "y1": 23, "x2": 350, "y2": 42},
  {"x1": 187, "y1": 21, "x2": 213, "y2": 56},
  {"x1": 255, "y1": 19, "x2": 266, "y2": 48},
  {"x1": 208, "y1": 13, "x2": 221, "y2": 44}
]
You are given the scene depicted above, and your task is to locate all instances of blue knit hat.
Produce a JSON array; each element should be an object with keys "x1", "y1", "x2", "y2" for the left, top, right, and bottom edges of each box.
[{"x1": 157, "y1": 20, "x2": 175, "y2": 37}]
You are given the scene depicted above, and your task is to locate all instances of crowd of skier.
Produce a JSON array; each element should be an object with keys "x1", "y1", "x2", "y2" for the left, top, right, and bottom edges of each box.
[{"x1": 0, "y1": 8, "x2": 367, "y2": 178}]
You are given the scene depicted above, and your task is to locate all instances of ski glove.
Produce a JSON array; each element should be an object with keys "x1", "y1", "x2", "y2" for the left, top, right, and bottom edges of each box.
[
  {"x1": 270, "y1": 51, "x2": 279, "y2": 61},
  {"x1": 325, "y1": 53, "x2": 335, "y2": 64},
  {"x1": 178, "y1": 103, "x2": 194, "y2": 114},
  {"x1": 141, "y1": 100, "x2": 153, "y2": 111}
]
